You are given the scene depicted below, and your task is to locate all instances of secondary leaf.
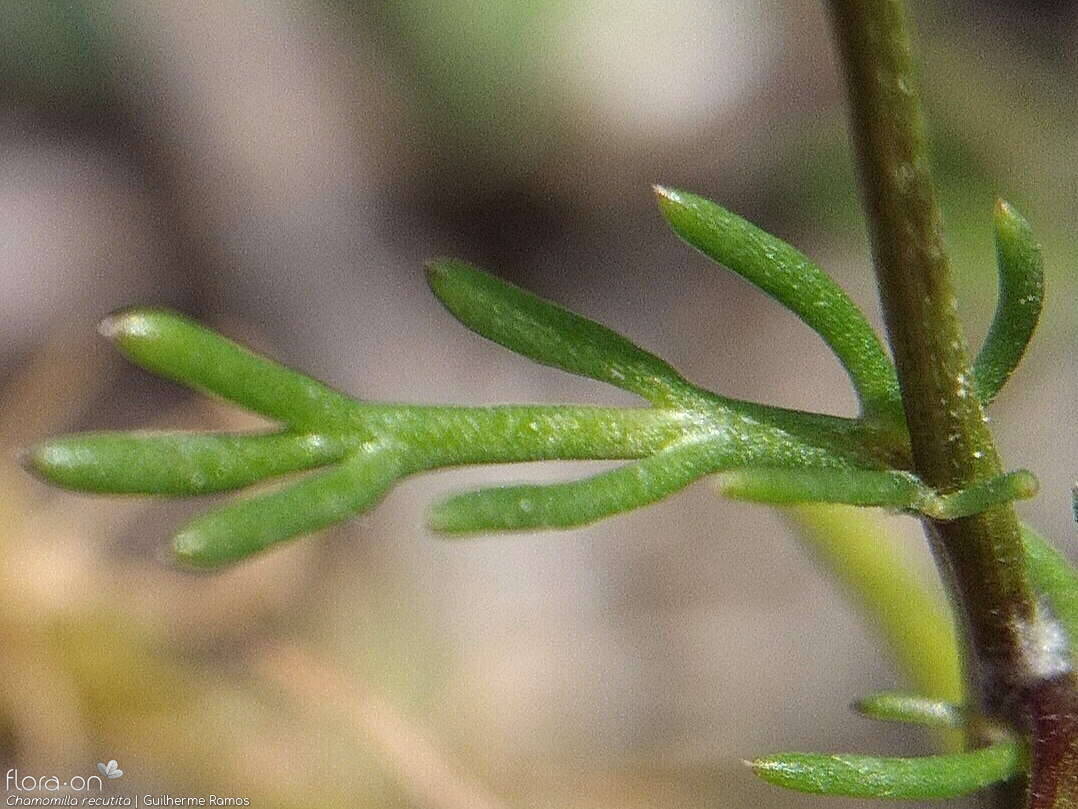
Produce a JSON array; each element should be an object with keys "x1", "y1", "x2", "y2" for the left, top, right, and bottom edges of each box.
[
  {"x1": 173, "y1": 445, "x2": 407, "y2": 567},
  {"x1": 655, "y1": 186, "x2": 901, "y2": 420},
  {"x1": 100, "y1": 309, "x2": 365, "y2": 431},
  {"x1": 426, "y1": 259, "x2": 698, "y2": 406},
  {"x1": 430, "y1": 438, "x2": 725, "y2": 534},
  {"x1": 973, "y1": 201, "x2": 1044, "y2": 405},
  {"x1": 853, "y1": 692, "x2": 966, "y2": 728},
  {"x1": 751, "y1": 741, "x2": 1023, "y2": 799}
]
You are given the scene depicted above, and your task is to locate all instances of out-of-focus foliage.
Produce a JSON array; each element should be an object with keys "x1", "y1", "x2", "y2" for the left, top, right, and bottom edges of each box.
[{"x1": 0, "y1": 0, "x2": 109, "y2": 102}]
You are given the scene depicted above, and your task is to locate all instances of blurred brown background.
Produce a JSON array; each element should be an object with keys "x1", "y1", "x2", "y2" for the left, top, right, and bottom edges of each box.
[{"x1": 1, "y1": 0, "x2": 1075, "y2": 806}]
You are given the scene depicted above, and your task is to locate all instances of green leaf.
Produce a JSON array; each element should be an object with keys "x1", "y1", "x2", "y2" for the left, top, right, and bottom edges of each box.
[
  {"x1": 429, "y1": 438, "x2": 724, "y2": 534},
  {"x1": 172, "y1": 446, "x2": 407, "y2": 568},
  {"x1": 654, "y1": 186, "x2": 901, "y2": 421},
  {"x1": 1021, "y1": 522, "x2": 1078, "y2": 663},
  {"x1": 751, "y1": 741, "x2": 1023, "y2": 799},
  {"x1": 425, "y1": 259, "x2": 698, "y2": 406},
  {"x1": 100, "y1": 309, "x2": 366, "y2": 431},
  {"x1": 24, "y1": 431, "x2": 348, "y2": 494},
  {"x1": 853, "y1": 692, "x2": 966, "y2": 728},
  {"x1": 973, "y1": 201, "x2": 1044, "y2": 405}
]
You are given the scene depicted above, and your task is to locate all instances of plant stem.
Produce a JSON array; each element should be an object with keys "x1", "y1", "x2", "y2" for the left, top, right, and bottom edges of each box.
[{"x1": 826, "y1": 0, "x2": 1038, "y2": 721}]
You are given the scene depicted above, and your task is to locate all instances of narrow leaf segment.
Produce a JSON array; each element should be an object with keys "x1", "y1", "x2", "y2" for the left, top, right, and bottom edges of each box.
[
  {"x1": 853, "y1": 692, "x2": 966, "y2": 729},
  {"x1": 430, "y1": 438, "x2": 724, "y2": 534},
  {"x1": 717, "y1": 466, "x2": 1037, "y2": 518},
  {"x1": 655, "y1": 186, "x2": 901, "y2": 422},
  {"x1": 173, "y1": 446, "x2": 408, "y2": 568},
  {"x1": 99, "y1": 309, "x2": 363, "y2": 430},
  {"x1": 750, "y1": 741, "x2": 1024, "y2": 799},
  {"x1": 973, "y1": 201, "x2": 1045, "y2": 405},
  {"x1": 426, "y1": 259, "x2": 697, "y2": 406},
  {"x1": 29, "y1": 431, "x2": 349, "y2": 494}
]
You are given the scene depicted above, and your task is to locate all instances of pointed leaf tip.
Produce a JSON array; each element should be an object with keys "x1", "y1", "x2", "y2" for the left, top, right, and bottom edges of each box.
[
  {"x1": 651, "y1": 184, "x2": 676, "y2": 202},
  {"x1": 424, "y1": 258, "x2": 453, "y2": 284},
  {"x1": 21, "y1": 441, "x2": 66, "y2": 483},
  {"x1": 993, "y1": 198, "x2": 1027, "y2": 232}
]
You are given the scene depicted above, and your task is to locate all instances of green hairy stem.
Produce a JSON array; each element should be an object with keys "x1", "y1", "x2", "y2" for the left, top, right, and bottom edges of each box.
[{"x1": 829, "y1": 0, "x2": 1037, "y2": 718}]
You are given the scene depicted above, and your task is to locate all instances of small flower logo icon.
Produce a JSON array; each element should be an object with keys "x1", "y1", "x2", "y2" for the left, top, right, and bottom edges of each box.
[{"x1": 97, "y1": 760, "x2": 123, "y2": 779}]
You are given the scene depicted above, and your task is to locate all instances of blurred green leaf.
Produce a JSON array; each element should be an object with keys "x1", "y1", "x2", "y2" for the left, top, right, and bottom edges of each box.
[
  {"x1": 0, "y1": 0, "x2": 110, "y2": 102},
  {"x1": 788, "y1": 506, "x2": 963, "y2": 703},
  {"x1": 853, "y1": 692, "x2": 966, "y2": 729},
  {"x1": 751, "y1": 741, "x2": 1023, "y2": 799}
]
